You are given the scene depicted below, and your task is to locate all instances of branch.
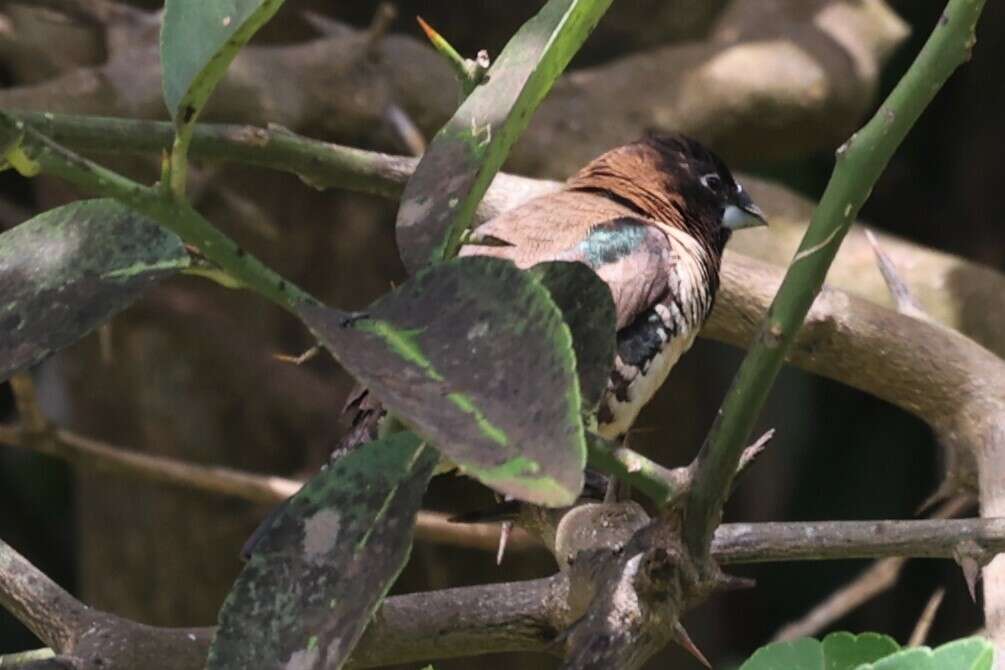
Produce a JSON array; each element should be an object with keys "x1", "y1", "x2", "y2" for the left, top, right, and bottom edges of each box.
[
  {"x1": 87, "y1": 104, "x2": 1005, "y2": 338},
  {"x1": 0, "y1": 0, "x2": 907, "y2": 171},
  {"x1": 682, "y1": 0, "x2": 990, "y2": 568},
  {"x1": 9, "y1": 109, "x2": 1004, "y2": 543},
  {"x1": 17, "y1": 110, "x2": 1002, "y2": 360},
  {"x1": 0, "y1": 422, "x2": 537, "y2": 554},
  {"x1": 4, "y1": 515, "x2": 1003, "y2": 670},
  {"x1": 771, "y1": 495, "x2": 972, "y2": 642}
]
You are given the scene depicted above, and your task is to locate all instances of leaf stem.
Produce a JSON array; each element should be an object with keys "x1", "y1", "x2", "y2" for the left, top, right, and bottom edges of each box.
[{"x1": 168, "y1": 126, "x2": 191, "y2": 197}]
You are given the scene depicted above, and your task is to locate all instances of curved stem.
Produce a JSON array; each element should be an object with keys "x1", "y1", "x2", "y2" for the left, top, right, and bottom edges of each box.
[{"x1": 682, "y1": 0, "x2": 989, "y2": 567}]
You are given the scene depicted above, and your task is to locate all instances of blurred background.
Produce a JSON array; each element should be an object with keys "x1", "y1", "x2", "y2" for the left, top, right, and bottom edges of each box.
[{"x1": 0, "y1": 0, "x2": 1002, "y2": 667}]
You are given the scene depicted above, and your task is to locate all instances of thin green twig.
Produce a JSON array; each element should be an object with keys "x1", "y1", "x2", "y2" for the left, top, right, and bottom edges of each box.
[
  {"x1": 0, "y1": 111, "x2": 316, "y2": 312},
  {"x1": 13, "y1": 112, "x2": 413, "y2": 199},
  {"x1": 681, "y1": 0, "x2": 988, "y2": 567}
]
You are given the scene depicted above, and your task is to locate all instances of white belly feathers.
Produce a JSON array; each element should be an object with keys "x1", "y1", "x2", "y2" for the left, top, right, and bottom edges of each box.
[{"x1": 598, "y1": 329, "x2": 698, "y2": 440}]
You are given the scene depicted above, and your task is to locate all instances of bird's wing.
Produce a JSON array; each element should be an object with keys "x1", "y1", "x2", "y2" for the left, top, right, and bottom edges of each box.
[{"x1": 463, "y1": 198, "x2": 677, "y2": 330}]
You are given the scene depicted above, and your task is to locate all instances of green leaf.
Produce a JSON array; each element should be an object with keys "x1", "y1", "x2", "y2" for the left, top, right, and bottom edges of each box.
[
  {"x1": 929, "y1": 638, "x2": 994, "y2": 670},
  {"x1": 740, "y1": 637, "x2": 824, "y2": 670},
  {"x1": 741, "y1": 634, "x2": 993, "y2": 670},
  {"x1": 0, "y1": 199, "x2": 188, "y2": 382},
  {"x1": 395, "y1": 0, "x2": 613, "y2": 272},
  {"x1": 857, "y1": 637, "x2": 994, "y2": 670},
  {"x1": 740, "y1": 633, "x2": 899, "y2": 670},
  {"x1": 299, "y1": 256, "x2": 586, "y2": 506},
  {"x1": 529, "y1": 261, "x2": 615, "y2": 413},
  {"x1": 823, "y1": 632, "x2": 900, "y2": 669},
  {"x1": 161, "y1": 0, "x2": 283, "y2": 122},
  {"x1": 209, "y1": 432, "x2": 438, "y2": 670}
]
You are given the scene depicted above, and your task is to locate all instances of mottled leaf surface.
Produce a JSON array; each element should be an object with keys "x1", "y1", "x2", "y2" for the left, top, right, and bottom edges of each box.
[
  {"x1": 300, "y1": 256, "x2": 586, "y2": 506},
  {"x1": 530, "y1": 261, "x2": 615, "y2": 413},
  {"x1": 209, "y1": 432, "x2": 437, "y2": 670},
  {"x1": 161, "y1": 0, "x2": 283, "y2": 121},
  {"x1": 0, "y1": 199, "x2": 188, "y2": 381},
  {"x1": 395, "y1": 0, "x2": 612, "y2": 272}
]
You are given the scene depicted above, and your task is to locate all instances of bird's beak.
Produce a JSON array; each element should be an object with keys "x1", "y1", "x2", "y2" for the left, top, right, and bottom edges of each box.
[{"x1": 723, "y1": 188, "x2": 767, "y2": 231}]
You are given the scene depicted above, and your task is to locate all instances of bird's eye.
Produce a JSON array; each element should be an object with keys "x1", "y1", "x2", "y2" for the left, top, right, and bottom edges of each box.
[{"x1": 700, "y1": 173, "x2": 723, "y2": 192}]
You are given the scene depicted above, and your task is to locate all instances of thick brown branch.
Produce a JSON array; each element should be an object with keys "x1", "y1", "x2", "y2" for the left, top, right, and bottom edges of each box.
[{"x1": 4, "y1": 515, "x2": 1002, "y2": 669}]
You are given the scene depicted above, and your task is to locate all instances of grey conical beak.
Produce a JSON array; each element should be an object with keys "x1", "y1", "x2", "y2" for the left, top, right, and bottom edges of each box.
[{"x1": 723, "y1": 187, "x2": 767, "y2": 231}]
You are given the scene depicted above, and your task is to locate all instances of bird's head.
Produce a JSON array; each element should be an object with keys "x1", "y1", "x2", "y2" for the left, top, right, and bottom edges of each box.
[{"x1": 568, "y1": 132, "x2": 767, "y2": 254}]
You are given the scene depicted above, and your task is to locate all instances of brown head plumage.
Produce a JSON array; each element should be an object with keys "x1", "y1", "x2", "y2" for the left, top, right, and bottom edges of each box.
[{"x1": 566, "y1": 133, "x2": 765, "y2": 261}]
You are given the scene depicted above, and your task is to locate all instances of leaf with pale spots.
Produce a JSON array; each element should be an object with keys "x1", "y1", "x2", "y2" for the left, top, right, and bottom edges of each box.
[
  {"x1": 209, "y1": 432, "x2": 437, "y2": 670},
  {"x1": 0, "y1": 199, "x2": 188, "y2": 382},
  {"x1": 299, "y1": 256, "x2": 586, "y2": 506},
  {"x1": 395, "y1": 0, "x2": 613, "y2": 272}
]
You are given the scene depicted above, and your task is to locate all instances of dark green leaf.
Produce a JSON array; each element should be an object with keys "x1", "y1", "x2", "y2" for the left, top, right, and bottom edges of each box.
[
  {"x1": 209, "y1": 432, "x2": 437, "y2": 670},
  {"x1": 300, "y1": 256, "x2": 586, "y2": 506},
  {"x1": 0, "y1": 199, "x2": 188, "y2": 381},
  {"x1": 530, "y1": 261, "x2": 615, "y2": 413},
  {"x1": 161, "y1": 0, "x2": 284, "y2": 121},
  {"x1": 395, "y1": 0, "x2": 612, "y2": 272}
]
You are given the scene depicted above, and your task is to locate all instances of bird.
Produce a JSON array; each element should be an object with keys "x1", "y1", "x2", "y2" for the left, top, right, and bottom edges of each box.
[
  {"x1": 458, "y1": 132, "x2": 766, "y2": 441},
  {"x1": 243, "y1": 133, "x2": 765, "y2": 559}
]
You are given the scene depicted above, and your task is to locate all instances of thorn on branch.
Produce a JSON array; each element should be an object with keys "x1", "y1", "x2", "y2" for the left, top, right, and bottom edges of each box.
[
  {"x1": 865, "y1": 228, "x2": 932, "y2": 322},
  {"x1": 954, "y1": 538, "x2": 991, "y2": 602},
  {"x1": 672, "y1": 621, "x2": 711, "y2": 669},
  {"x1": 737, "y1": 428, "x2": 775, "y2": 478},
  {"x1": 416, "y1": 16, "x2": 489, "y2": 96}
]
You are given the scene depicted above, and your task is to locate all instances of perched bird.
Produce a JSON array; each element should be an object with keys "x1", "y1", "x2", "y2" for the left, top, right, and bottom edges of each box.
[
  {"x1": 459, "y1": 133, "x2": 766, "y2": 441},
  {"x1": 243, "y1": 133, "x2": 764, "y2": 558}
]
